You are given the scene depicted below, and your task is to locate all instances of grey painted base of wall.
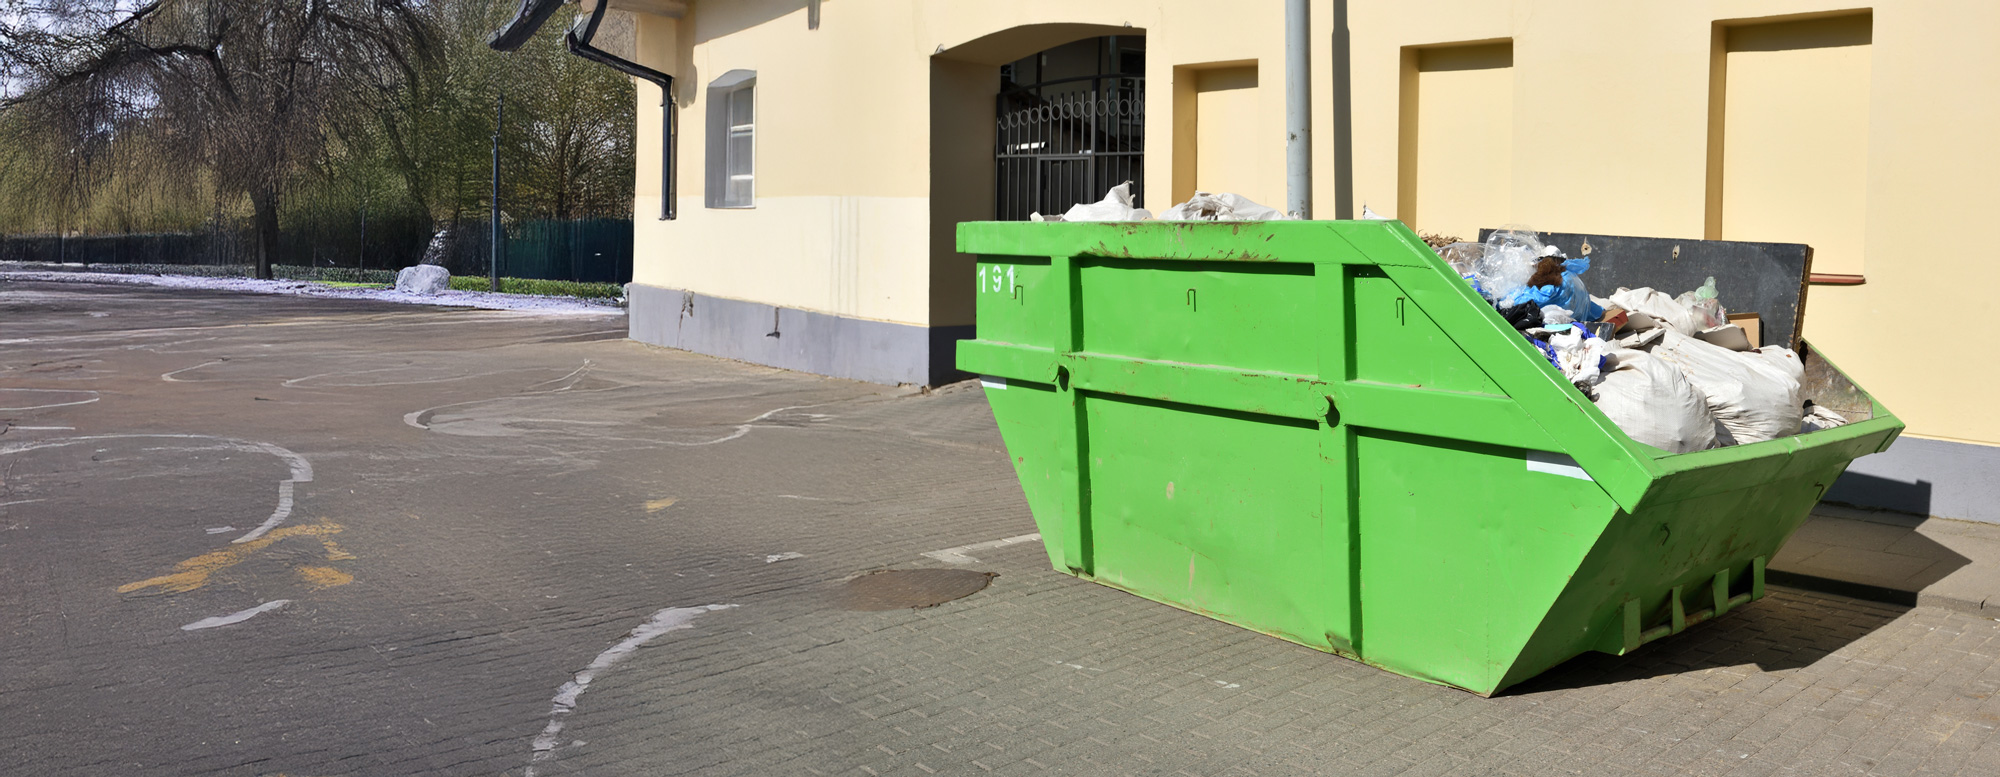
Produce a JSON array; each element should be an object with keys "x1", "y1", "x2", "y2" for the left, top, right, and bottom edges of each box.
[
  {"x1": 627, "y1": 283, "x2": 972, "y2": 386},
  {"x1": 1828, "y1": 435, "x2": 2000, "y2": 525}
]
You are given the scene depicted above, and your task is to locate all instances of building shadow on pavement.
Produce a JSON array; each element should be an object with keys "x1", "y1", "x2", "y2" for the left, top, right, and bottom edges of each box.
[
  {"x1": 1503, "y1": 587, "x2": 1910, "y2": 697},
  {"x1": 1769, "y1": 506, "x2": 1971, "y2": 608}
]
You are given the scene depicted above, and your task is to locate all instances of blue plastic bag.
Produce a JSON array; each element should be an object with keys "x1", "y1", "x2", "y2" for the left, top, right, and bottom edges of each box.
[{"x1": 1506, "y1": 256, "x2": 1603, "y2": 321}]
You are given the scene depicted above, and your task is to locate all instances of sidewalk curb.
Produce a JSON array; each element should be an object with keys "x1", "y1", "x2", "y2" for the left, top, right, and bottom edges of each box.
[{"x1": 1769, "y1": 570, "x2": 1993, "y2": 617}]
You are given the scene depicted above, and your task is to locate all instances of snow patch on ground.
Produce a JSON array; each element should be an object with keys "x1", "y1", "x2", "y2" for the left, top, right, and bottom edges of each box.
[{"x1": 1, "y1": 269, "x2": 623, "y2": 316}]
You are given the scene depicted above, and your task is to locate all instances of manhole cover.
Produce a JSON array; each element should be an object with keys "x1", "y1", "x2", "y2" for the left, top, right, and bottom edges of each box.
[{"x1": 836, "y1": 569, "x2": 997, "y2": 611}]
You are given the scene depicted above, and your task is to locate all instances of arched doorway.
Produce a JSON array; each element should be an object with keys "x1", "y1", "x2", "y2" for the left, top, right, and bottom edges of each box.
[
  {"x1": 928, "y1": 24, "x2": 1146, "y2": 383},
  {"x1": 994, "y1": 36, "x2": 1146, "y2": 220}
]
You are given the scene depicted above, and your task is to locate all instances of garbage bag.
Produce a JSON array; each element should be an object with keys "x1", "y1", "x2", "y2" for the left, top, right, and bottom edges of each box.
[
  {"x1": 1593, "y1": 348, "x2": 1719, "y2": 453},
  {"x1": 1159, "y1": 191, "x2": 1286, "y2": 221},
  {"x1": 1652, "y1": 330, "x2": 1803, "y2": 445},
  {"x1": 1802, "y1": 404, "x2": 1851, "y2": 433},
  {"x1": 1495, "y1": 300, "x2": 1544, "y2": 332},
  {"x1": 1675, "y1": 277, "x2": 1728, "y2": 330},
  {"x1": 1547, "y1": 327, "x2": 1612, "y2": 394},
  {"x1": 1559, "y1": 271, "x2": 1605, "y2": 321},
  {"x1": 1609, "y1": 287, "x2": 1700, "y2": 336},
  {"x1": 1044, "y1": 181, "x2": 1152, "y2": 222},
  {"x1": 1474, "y1": 228, "x2": 1543, "y2": 303}
]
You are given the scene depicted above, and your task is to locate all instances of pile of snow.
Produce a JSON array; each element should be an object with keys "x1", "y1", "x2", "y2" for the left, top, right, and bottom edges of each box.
[{"x1": 0, "y1": 269, "x2": 621, "y2": 316}]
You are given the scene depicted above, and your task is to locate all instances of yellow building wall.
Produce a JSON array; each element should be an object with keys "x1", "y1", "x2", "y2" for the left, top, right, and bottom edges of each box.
[
  {"x1": 623, "y1": 0, "x2": 1997, "y2": 446},
  {"x1": 1715, "y1": 15, "x2": 1872, "y2": 276},
  {"x1": 1399, "y1": 41, "x2": 1514, "y2": 242},
  {"x1": 1187, "y1": 65, "x2": 1278, "y2": 203}
]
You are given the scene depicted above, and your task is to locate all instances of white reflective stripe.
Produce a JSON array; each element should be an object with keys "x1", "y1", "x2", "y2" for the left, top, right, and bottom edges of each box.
[
  {"x1": 1526, "y1": 450, "x2": 1593, "y2": 481},
  {"x1": 980, "y1": 376, "x2": 1007, "y2": 391}
]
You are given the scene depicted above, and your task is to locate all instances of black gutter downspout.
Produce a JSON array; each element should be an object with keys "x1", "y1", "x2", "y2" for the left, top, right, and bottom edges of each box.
[{"x1": 490, "y1": 1, "x2": 676, "y2": 221}]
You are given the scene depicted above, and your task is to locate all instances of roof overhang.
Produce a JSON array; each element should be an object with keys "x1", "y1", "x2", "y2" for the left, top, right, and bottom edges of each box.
[{"x1": 489, "y1": 0, "x2": 685, "y2": 52}]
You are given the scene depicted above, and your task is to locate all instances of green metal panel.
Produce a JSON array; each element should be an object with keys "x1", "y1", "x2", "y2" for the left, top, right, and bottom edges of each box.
[{"x1": 957, "y1": 220, "x2": 1903, "y2": 696}]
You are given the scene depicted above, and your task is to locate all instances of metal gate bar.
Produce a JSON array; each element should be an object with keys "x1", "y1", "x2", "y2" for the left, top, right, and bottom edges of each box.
[{"x1": 996, "y1": 75, "x2": 1144, "y2": 221}]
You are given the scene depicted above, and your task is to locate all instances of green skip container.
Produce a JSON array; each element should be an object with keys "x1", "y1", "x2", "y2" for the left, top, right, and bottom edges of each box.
[{"x1": 957, "y1": 219, "x2": 1902, "y2": 696}]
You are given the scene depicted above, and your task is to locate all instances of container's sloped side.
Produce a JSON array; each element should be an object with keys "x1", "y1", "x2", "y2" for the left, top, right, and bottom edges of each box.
[
  {"x1": 1496, "y1": 422, "x2": 1898, "y2": 693},
  {"x1": 1348, "y1": 429, "x2": 1625, "y2": 696},
  {"x1": 981, "y1": 377, "x2": 1069, "y2": 571},
  {"x1": 1492, "y1": 474, "x2": 1816, "y2": 693}
]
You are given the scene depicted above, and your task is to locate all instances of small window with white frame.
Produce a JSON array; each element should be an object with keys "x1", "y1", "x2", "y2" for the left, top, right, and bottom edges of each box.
[{"x1": 705, "y1": 70, "x2": 756, "y2": 208}]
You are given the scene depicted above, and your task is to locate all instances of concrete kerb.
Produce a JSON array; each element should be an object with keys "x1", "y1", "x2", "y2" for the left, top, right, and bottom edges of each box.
[{"x1": 1771, "y1": 504, "x2": 2000, "y2": 617}]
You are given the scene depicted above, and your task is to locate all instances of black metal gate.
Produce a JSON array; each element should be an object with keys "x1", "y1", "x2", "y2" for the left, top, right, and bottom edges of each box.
[{"x1": 995, "y1": 75, "x2": 1145, "y2": 220}]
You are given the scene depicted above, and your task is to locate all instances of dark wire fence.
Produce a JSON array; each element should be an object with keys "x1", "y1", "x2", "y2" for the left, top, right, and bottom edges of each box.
[{"x1": 0, "y1": 217, "x2": 635, "y2": 284}]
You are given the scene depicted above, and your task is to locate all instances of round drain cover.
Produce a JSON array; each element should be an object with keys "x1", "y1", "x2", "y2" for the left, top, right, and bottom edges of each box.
[{"x1": 837, "y1": 569, "x2": 997, "y2": 611}]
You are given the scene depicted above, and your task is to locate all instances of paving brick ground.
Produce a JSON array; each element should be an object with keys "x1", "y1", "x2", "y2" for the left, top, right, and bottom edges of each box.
[{"x1": 5, "y1": 279, "x2": 2000, "y2": 776}]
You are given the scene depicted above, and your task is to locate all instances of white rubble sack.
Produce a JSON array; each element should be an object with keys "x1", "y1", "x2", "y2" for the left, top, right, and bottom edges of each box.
[
  {"x1": 1160, "y1": 191, "x2": 1287, "y2": 221},
  {"x1": 1609, "y1": 287, "x2": 1700, "y2": 336},
  {"x1": 1803, "y1": 404, "x2": 1851, "y2": 433},
  {"x1": 395, "y1": 264, "x2": 451, "y2": 295},
  {"x1": 1040, "y1": 181, "x2": 1152, "y2": 222},
  {"x1": 1593, "y1": 348, "x2": 1718, "y2": 453},
  {"x1": 1652, "y1": 330, "x2": 1803, "y2": 445},
  {"x1": 1694, "y1": 323, "x2": 1753, "y2": 352}
]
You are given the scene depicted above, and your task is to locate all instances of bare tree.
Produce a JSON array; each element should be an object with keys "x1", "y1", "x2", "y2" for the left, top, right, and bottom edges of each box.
[{"x1": 0, "y1": 0, "x2": 434, "y2": 278}]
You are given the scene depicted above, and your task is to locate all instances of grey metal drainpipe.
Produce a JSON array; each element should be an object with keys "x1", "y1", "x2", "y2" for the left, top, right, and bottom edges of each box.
[
  {"x1": 489, "y1": 0, "x2": 677, "y2": 221},
  {"x1": 1285, "y1": 0, "x2": 1313, "y2": 220}
]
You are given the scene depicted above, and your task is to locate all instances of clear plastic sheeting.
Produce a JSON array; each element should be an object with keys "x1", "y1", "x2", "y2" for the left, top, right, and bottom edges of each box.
[{"x1": 1472, "y1": 227, "x2": 1543, "y2": 305}]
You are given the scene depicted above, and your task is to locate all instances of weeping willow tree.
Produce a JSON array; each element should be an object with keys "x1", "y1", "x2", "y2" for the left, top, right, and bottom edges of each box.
[
  {"x1": 0, "y1": 1, "x2": 635, "y2": 274},
  {"x1": 0, "y1": 0, "x2": 437, "y2": 278}
]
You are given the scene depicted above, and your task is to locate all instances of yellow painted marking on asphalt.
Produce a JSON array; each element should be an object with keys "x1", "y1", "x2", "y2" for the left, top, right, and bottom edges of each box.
[
  {"x1": 320, "y1": 539, "x2": 356, "y2": 561},
  {"x1": 296, "y1": 565, "x2": 354, "y2": 590},
  {"x1": 117, "y1": 520, "x2": 345, "y2": 595},
  {"x1": 645, "y1": 498, "x2": 678, "y2": 513}
]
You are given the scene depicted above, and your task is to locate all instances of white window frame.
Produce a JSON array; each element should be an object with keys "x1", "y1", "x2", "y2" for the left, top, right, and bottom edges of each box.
[{"x1": 705, "y1": 70, "x2": 757, "y2": 209}]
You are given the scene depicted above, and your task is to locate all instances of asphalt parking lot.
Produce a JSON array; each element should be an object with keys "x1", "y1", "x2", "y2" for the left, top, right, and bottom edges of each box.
[{"x1": 6, "y1": 279, "x2": 2000, "y2": 777}]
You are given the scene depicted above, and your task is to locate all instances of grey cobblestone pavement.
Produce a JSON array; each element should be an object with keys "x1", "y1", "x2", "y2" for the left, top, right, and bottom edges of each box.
[{"x1": 4, "y1": 280, "x2": 2000, "y2": 776}]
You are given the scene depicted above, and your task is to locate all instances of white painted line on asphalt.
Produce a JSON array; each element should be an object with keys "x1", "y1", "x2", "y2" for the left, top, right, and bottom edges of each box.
[
  {"x1": 0, "y1": 434, "x2": 312, "y2": 545},
  {"x1": 0, "y1": 388, "x2": 100, "y2": 411},
  {"x1": 922, "y1": 533, "x2": 1044, "y2": 564},
  {"x1": 160, "y1": 359, "x2": 227, "y2": 382},
  {"x1": 205, "y1": 526, "x2": 236, "y2": 534},
  {"x1": 525, "y1": 604, "x2": 738, "y2": 777},
  {"x1": 181, "y1": 600, "x2": 290, "y2": 631},
  {"x1": 232, "y1": 442, "x2": 314, "y2": 544},
  {"x1": 658, "y1": 405, "x2": 836, "y2": 448},
  {"x1": 403, "y1": 362, "x2": 597, "y2": 430},
  {"x1": 0, "y1": 499, "x2": 47, "y2": 508},
  {"x1": 5, "y1": 426, "x2": 76, "y2": 431},
  {"x1": 765, "y1": 552, "x2": 806, "y2": 563}
]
